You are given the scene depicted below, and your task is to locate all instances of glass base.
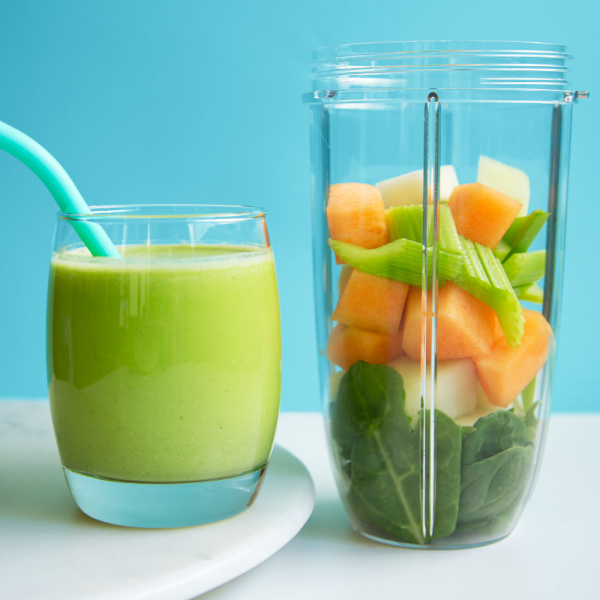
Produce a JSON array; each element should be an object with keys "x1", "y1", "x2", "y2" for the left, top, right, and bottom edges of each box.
[
  {"x1": 357, "y1": 529, "x2": 510, "y2": 550},
  {"x1": 63, "y1": 464, "x2": 267, "y2": 528}
]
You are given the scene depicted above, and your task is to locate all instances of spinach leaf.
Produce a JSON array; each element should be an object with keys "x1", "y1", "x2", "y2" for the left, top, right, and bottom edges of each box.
[
  {"x1": 330, "y1": 362, "x2": 399, "y2": 461},
  {"x1": 457, "y1": 445, "x2": 535, "y2": 527},
  {"x1": 462, "y1": 410, "x2": 530, "y2": 466},
  {"x1": 420, "y1": 410, "x2": 463, "y2": 539},
  {"x1": 331, "y1": 361, "x2": 463, "y2": 545}
]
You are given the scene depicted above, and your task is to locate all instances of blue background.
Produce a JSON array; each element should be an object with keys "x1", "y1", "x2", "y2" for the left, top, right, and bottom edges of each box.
[{"x1": 0, "y1": 0, "x2": 598, "y2": 412}]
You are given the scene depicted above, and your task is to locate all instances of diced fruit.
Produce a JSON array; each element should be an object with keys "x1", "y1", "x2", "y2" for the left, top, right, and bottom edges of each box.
[
  {"x1": 493, "y1": 317, "x2": 505, "y2": 343},
  {"x1": 388, "y1": 355, "x2": 478, "y2": 423},
  {"x1": 472, "y1": 309, "x2": 551, "y2": 408},
  {"x1": 329, "y1": 238, "x2": 464, "y2": 288},
  {"x1": 329, "y1": 370, "x2": 345, "y2": 401},
  {"x1": 327, "y1": 183, "x2": 388, "y2": 264},
  {"x1": 333, "y1": 270, "x2": 409, "y2": 335},
  {"x1": 338, "y1": 264, "x2": 353, "y2": 297},
  {"x1": 401, "y1": 283, "x2": 496, "y2": 362},
  {"x1": 477, "y1": 155, "x2": 530, "y2": 217},
  {"x1": 449, "y1": 182, "x2": 522, "y2": 249},
  {"x1": 326, "y1": 323, "x2": 404, "y2": 371},
  {"x1": 376, "y1": 165, "x2": 459, "y2": 207},
  {"x1": 453, "y1": 404, "x2": 501, "y2": 427}
]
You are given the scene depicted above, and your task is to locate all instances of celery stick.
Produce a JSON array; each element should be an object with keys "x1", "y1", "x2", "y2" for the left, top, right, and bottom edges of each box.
[
  {"x1": 328, "y1": 238, "x2": 464, "y2": 287},
  {"x1": 386, "y1": 204, "x2": 463, "y2": 255},
  {"x1": 439, "y1": 204, "x2": 463, "y2": 255},
  {"x1": 503, "y1": 216, "x2": 528, "y2": 247},
  {"x1": 503, "y1": 250, "x2": 546, "y2": 287},
  {"x1": 455, "y1": 237, "x2": 524, "y2": 348},
  {"x1": 502, "y1": 209, "x2": 549, "y2": 258},
  {"x1": 521, "y1": 376, "x2": 536, "y2": 412},
  {"x1": 493, "y1": 239, "x2": 511, "y2": 262},
  {"x1": 514, "y1": 282, "x2": 544, "y2": 304},
  {"x1": 386, "y1": 206, "x2": 422, "y2": 243}
]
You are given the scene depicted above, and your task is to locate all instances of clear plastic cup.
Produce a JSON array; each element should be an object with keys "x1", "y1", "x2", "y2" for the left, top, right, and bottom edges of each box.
[{"x1": 304, "y1": 41, "x2": 587, "y2": 548}]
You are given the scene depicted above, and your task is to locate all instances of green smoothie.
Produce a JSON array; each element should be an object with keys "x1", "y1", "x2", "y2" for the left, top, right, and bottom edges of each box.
[{"x1": 47, "y1": 244, "x2": 281, "y2": 483}]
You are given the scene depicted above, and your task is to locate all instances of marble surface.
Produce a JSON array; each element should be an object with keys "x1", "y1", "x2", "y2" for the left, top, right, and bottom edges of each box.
[
  {"x1": 205, "y1": 411, "x2": 600, "y2": 600},
  {"x1": 0, "y1": 401, "x2": 315, "y2": 600}
]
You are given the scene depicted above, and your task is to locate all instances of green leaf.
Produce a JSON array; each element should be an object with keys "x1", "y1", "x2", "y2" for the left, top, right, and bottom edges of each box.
[
  {"x1": 461, "y1": 410, "x2": 530, "y2": 466},
  {"x1": 457, "y1": 445, "x2": 535, "y2": 526},
  {"x1": 330, "y1": 362, "x2": 463, "y2": 545},
  {"x1": 421, "y1": 410, "x2": 463, "y2": 539}
]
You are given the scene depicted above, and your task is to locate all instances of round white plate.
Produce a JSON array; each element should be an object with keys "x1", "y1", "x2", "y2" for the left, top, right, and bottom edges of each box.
[{"x1": 0, "y1": 401, "x2": 315, "y2": 600}]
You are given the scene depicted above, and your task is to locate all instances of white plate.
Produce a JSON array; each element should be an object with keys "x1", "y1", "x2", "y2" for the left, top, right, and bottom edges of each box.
[{"x1": 0, "y1": 401, "x2": 315, "y2": 600}]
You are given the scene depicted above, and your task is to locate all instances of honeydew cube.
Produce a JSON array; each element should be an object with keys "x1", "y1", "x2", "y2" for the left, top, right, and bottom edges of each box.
[
  {"x1": 376, "y1": 165, "x2": 459, "y2": 207},
  {"x1": 454, "y1": 384, "x2": 501, "y2": 426},
  {"x1": 388, "y1": 355, "x2": 478, "y2": 424},
  {"x1": 477, "y1": 156, "x2": 530, "y2": 217},
  {"x1": 329, "y1": 369, "x2": 345, "y2": 402}
]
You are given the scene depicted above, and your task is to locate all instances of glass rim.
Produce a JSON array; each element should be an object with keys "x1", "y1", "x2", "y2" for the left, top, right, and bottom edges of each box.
[
  {"x1": 311, "y1": 40, "x2": 570, "y2": 61},
  {"x1": 57, "y1": 203, "x2": 266, "y2": 221}
]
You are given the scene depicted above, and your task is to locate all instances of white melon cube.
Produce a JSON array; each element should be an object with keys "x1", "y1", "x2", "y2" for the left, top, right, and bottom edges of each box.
[
  {"x1": 388, "y1": 356, "x2": 478, "y2": 423},
  {"x1": 329, "y1": 369, "x2": 345, "y2": 402},
  {"x1": 376, "y1": 165, "x2": 459, "y2": 207},
  {"x1": 477, "y1": 156, "x2": 530, "y2": 216},
  {"x1": 453, "y1": 383, "x2": 501, "y2": 426}
]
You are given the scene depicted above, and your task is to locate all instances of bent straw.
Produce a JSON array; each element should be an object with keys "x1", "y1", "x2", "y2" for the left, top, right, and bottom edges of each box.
[{"x1": 0, "y1": 120, "x2": 121, "y2": 258}]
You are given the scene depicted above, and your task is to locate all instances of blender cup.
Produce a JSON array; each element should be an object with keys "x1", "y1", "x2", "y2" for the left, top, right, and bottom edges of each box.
[{"x1": 304, "y1": 41, "x2": 587, "y2": 548}]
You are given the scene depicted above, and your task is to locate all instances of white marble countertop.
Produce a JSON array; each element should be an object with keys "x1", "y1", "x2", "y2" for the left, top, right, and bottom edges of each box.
[
  {"x1": 207, "y1": 410, "x2": 600, "y2": 600},
  {"x1": 2, "y1": 402, "x2": 599, "y2": 600}
]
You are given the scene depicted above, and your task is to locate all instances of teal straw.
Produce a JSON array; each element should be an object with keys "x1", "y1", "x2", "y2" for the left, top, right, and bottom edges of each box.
[{"x1": 0, "y1": 120, "x2": 121, "y2": 258}]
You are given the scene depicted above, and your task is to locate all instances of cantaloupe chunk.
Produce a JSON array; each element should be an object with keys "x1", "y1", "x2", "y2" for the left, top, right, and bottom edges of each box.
[
  {"x1": 477, "y1": 156, "x2": 530, "y2": 217},
  {"x1": 326, "y1": 323, "x2": 403, "y2": 371},
  {"x1": 402, "y1": 282, "x2": 496, "y2": 362},
  {"x1": 327, "y1": 183, "x2": 388, "y2": 264},
  {"x1": 338, "y1": 264, "x2": 353, "y2": 297},
  {"x1": 333, "y1": 270, "x2": 409, "y2": 335},
  {"x1": 493, "y1": 317, "x2": 505, "y2": 343},
  {"x1": 473, "y1": 309, "x2": 551, "y2": 408},
  {"x1": 389, "y1": 355, "x2": 478, "y2": 423},
  {"x1": 376, "y1": 165, "x2": 459, "y2": 207},
  {"x1": 448, "y1": 182, "x2": 522, "y2": 248}
]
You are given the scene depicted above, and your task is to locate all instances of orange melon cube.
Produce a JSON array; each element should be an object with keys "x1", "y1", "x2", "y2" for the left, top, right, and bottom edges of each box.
[
  {"x1": 338, "y1": 264, "x2": 353, "y2": 297},
  {"x1": 473, "y1": 309, "x2": 551, "y2": 408},
  {"x1": 327, "y1": 183, "x2": 388, "y2": 264},
  {"x1": 325, "y1": 323, "x2": 403, "y2": 371},
  {"x1": 333, "y1": 270, "x2": 409, "y2": 335},
  {"x1": 402, "y1": 283, "x2": 496, "y2": 362},
  {"x1": 448, "y1": 182, "x2": 522, "y2": 248}
]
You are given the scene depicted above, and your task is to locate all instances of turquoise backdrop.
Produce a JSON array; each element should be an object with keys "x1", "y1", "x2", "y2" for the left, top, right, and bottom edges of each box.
[{"x1": 0, "y1": 0, "x2": 598, "y2": 411}]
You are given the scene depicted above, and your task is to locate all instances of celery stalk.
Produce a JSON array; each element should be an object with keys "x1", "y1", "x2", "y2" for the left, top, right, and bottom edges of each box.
[
  {"x1": 385, "y1": 206, "x2": 422, "y2": 243},
  {"x1": 513, "y1": 282, "x2": 544, "y2": 304},
  {"x1": 503, "y1": 250, "x2": 546, "y2": 287},
  {"x1": 502, "y1": 209, "x2": 549, "y2": 258},
  {"x1": 521, "y1": 376, "x2": 537, "y2": 411},
  {"x1": 455, "y1": 237, "x2": 524, "y2": 348},
  {"x1": 386, "y1": 204, "x2": 463, "y2": 255},
  {"x1": 328, "y1": 238, "x2": 464, "y2": 288},
  {"x1": 493, "y1": 239, "x2": 511, "y2": 262},
  {"x1": 439, "y1": 204, "x2": 463, "y2": 255}
]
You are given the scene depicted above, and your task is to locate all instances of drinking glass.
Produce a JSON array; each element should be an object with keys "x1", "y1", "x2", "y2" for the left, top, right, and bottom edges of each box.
[
  {"x1": 47, "y1": 204, "x2": 281, "y2": 528},
  {"x1": 305, "y1": 41, "x2": 588, "y2": 548}
]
